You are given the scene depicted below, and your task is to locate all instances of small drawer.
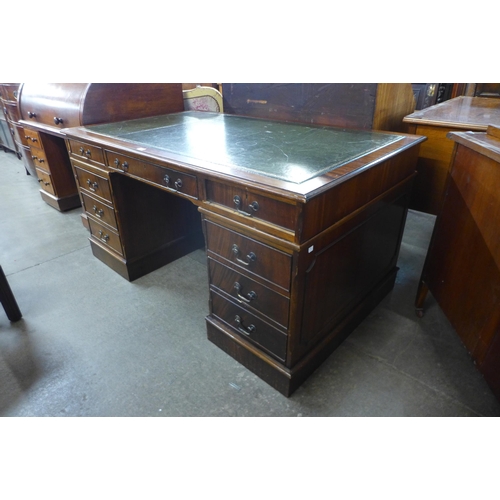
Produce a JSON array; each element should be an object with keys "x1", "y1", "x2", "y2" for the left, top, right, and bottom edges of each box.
[
  {"x1": 30, "y1": 146, "x2": 49, "y2": 170},
  {"x1": 73, "y1": 165, "x2": 113, "y2": 203},
  {"x1": 205, "y1": 220, "x2": 292, "y2": 292},
  {"x1": 67, "y1": 139, "x2": 105, "y2": 165},
  {"x1": 35, "y1": 168, "x2": 55, "y2": 195},
  {"x1": 211, "y1": 290, "x2": 287, "y2": 362},
  {"x1": 106, "y1": 151, "x2": 199, "y2": 200},
  {"x1": 23, "y1": 128, "x2": 42, "y2": 148},
  {"x1": 1, "y1": 84, "x2": 20, "y2": 101},
  {"x1": 208, "y1": 258, "x2": 290, "y2": 329},
  {"x1": 3, "y1": 101, "x2": 21, "y2": 123},
  {"x1": 205, "y1": 180, "x2": 296, "y2": 230},
  {"x1": 81, "y1": 192, "x2": 118, "y2": 230},
  {"x1": 88, "y1": 219, "x2": 123, "y2": 256}
]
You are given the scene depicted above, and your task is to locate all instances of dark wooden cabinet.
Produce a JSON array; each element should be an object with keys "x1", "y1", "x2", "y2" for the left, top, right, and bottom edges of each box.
[
  {"x1": 18, "y1": 83, "x2": 185, "y2": 213},
  {"x1": 62, "y1": 111, "x2": 424, "y2": 396},
  {"x1": 416, "y1": 125, "x2": 500, "y2": 401},
  {"x1": 221, "y1": 83, "x2": 416, "y2": 132}
]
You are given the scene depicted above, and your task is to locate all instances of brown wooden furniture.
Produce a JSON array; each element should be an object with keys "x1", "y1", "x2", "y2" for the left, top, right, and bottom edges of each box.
[
  {"x1": 0, "y1": 266, "x2": 22, "y2": 322},
  {"x1": 0, "y1": 83, "x2": 35, "y2": 175},
  {"x1": 222, "y1": 83, "x2": 416, "y2": 133},
  {"x1": 61, "y1": 111, "x2": 424, "y2": 396},
  {"x1": 415, "y1": 124, "x2": 500, "y2": 401},
  {"x1": 18, "y1": 84, "x2": 185, "y2": 213},
  {"x1": 403, "y1": 96, "x2": 500, "y2": 215}
]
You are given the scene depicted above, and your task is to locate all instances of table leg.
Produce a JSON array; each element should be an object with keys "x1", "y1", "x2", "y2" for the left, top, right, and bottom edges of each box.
[
  {"x1": 0, "y1": 266, "x2": 22, "y2": 322},
  {"x1": 415, "y1": 280, "x2": 429, "y2": 318}
]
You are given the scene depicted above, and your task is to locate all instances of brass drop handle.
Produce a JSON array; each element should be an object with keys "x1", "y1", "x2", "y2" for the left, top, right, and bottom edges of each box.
[
  {"x1": 79, "y1": 147, "x2": 92, "y2": 157},
  {"x1": 92, "y1": 205, "x2": 104, "y2": 218},
  {"x1": 114, "y1": 158, "x2": 128, "y2": 171},
  {"x1": 234, "y1": 315, "x2": 256, "y2": 336},
  {"x1": 163, "y1": 174, "x2": 170, "y2": 185},
  {"x1": 27, "y1": 111, "x2": 36, "y2": 118},
  {"x1": 233, "y1": 195, "x2": 259, "y2": 217},
  {"x1": 86, "y1": 179, "x2": 98, "y2": 192},
  {"x1": 54, "y1": 117, "x2": 64, "y2": 125},
  {"x1": 98, "y1": 230, "x2": 109, "y2": 243},
  {"x1": 231, "y1": 244, "x2": 256, "y2": 266},
  {"x1": 233, "y1": 282, "x2": 257, "y2": 303},
  {"x1": 174, "y1": 179, "x2": 182, "y2": 190}
]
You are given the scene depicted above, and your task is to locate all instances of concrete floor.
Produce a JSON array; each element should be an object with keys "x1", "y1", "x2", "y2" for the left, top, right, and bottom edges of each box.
[{"x1": 1, "y1": 149, "x2": 500, "y2": 417}]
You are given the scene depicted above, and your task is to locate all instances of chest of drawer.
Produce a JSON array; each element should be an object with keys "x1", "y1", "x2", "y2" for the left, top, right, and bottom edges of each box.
[
  {"x1": 208, "y1": 258, "x2": 290, "y2": 329},
  {"x1": 67, "y1": 139, "x2": 105, "y2": 166},
  {"x1": 211, "y1": 290, "x2": 288, "y2": 362},
  {"x1": 205, "y1": 180, "x2": 297, "y2": 231},
  {"x1": 105, "y1": 151, "x2": 199, "y2": 200},
  {"x1": 35, "y1": 168, "x2": 55, "y2": 195},
  {"x1": 23, "y1": 128, "x2": 42, "y2": 148},
  {"x1": 88, "y1": 219, "x2": 123, "y2": 256},
  {"x1": 73, "y1": 165, "x2": 113, "y2": 203},
  {"x1": 205, "y1": 220, "x2": 292, "y2": 292},
  {"x1": 81, "y1": 192, "x2": 118, "y2": 230}
]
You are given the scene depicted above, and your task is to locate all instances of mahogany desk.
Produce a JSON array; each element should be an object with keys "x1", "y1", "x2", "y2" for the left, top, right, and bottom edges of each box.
[
  {"x1": 403, "y1": 96, "x2": 500, "y2": 215},
  {"x1": 416, "y1": 125, "x2": 500, "y2": 401},
  {"x1": 62, "y1": 112, "x2": 424, "y2": 396}
]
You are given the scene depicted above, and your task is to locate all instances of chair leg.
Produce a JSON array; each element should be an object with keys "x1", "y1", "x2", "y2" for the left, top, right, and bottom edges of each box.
[{"x1": 0, "y1": 266, "x2": 22, "y2": 322}]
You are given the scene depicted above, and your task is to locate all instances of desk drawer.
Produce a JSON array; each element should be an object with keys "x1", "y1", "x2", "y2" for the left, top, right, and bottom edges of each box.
[
  {"x1": 208, "y1": 258, "x2": 290, "y2": 329},
  {"x1": 205, "y1": 220, "x2": 292, "y2": 292},
  {"x1": 30, "y1": 146, "x2": 48, "y2": 170},
  {"x1": 67, "y1": 139, "x2": 105, "y2": 166},
  {"x1": 105, "y1": 151, "x2": 199, "y2": 199},
  {"x1": 211, "y1": 290, "x2": 287, "y2": 362},
  {"x1": 73, "y1": 165, "x2": 113, "y2": 203},
  {"x1": 35, "y1": 168, "x2": 55, "y2": 195},
  {"x1": 0, "y1": 84, "x2": 19, "y2": 102},
  {"x1": 3, "y1": 101, "x2": 20, "y2": 123},
  {"x1": 81, "y1": 192, "x2": 118, "y2": 230},
  {"x1": 23, "y1": 128, "x2": 42, "y2": 148},
  {"x1": 88, "y1": 219, "x2": 123, "y2": 256},
  {"x1": 206, "y1": 180, "x2": 296, "y2": 230}
]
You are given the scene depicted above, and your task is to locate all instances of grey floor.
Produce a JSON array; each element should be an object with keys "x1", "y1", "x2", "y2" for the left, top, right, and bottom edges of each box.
[{"x1": 1, "y1": 149, "x2": 500, "y2": 417}]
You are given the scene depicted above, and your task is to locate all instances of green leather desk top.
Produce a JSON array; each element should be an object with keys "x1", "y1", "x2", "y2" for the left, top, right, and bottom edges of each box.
[{"x1": 88, "y1": 112, "x2": 404, "y2": 184}]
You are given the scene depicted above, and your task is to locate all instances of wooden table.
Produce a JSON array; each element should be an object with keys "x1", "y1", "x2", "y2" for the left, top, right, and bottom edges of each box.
[
  {"x1": 62, "y1": 112, "x2": 424, "y2": 396},
  {"x1": 415, "y1": 125, "x2": 500, "y2": 401},
  {"x1": 403, "y1": 96, "x2": 500, "y2": 215}
]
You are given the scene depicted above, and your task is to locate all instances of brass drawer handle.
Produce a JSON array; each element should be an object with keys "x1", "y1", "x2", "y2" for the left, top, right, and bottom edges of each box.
[
  {"x1": 92, "y1": 205, "x2": 104, "y2": 218},
  {"x1": 231, "y1": 244, "x2": 256, "y2": 266},
  {"x1": 233, "y1": 195, "x2": 259, "y2": 217},
  {"x1": 53, "y1": 117, "x2": 64, "y2": 125},
  {"x1": 79, "y1": 147, "x2": 92, "y2": 157},
  {"x1": 234, "y1": 315, "x2": 256, "y2": 336},
  {"x1": 86, "y1": 179, "x2": 98, "y2": 192},
  {"x1": 114, "y1": 158, "x2": 128, "y2": 171},
  {"x1": 27, "y1": 111, "x2": 37, "y2": 118},
  {"x1": 174, "y1": 179, "x2": 182, "y2": 190},
  {"x1": 98, "y1": 230, "x2": 109, "y2": 243},
  {"x1": 233, "y1": 282, "x2": 257, "y2": 303},
  {"x1": 163, "y1": 174, "x2": 170, "y2": 186}
]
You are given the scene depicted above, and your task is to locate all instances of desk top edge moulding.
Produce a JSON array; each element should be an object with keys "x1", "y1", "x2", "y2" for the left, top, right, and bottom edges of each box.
[{"x1": 59, "y1": 84, "x2": 425, "y2": 397}]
